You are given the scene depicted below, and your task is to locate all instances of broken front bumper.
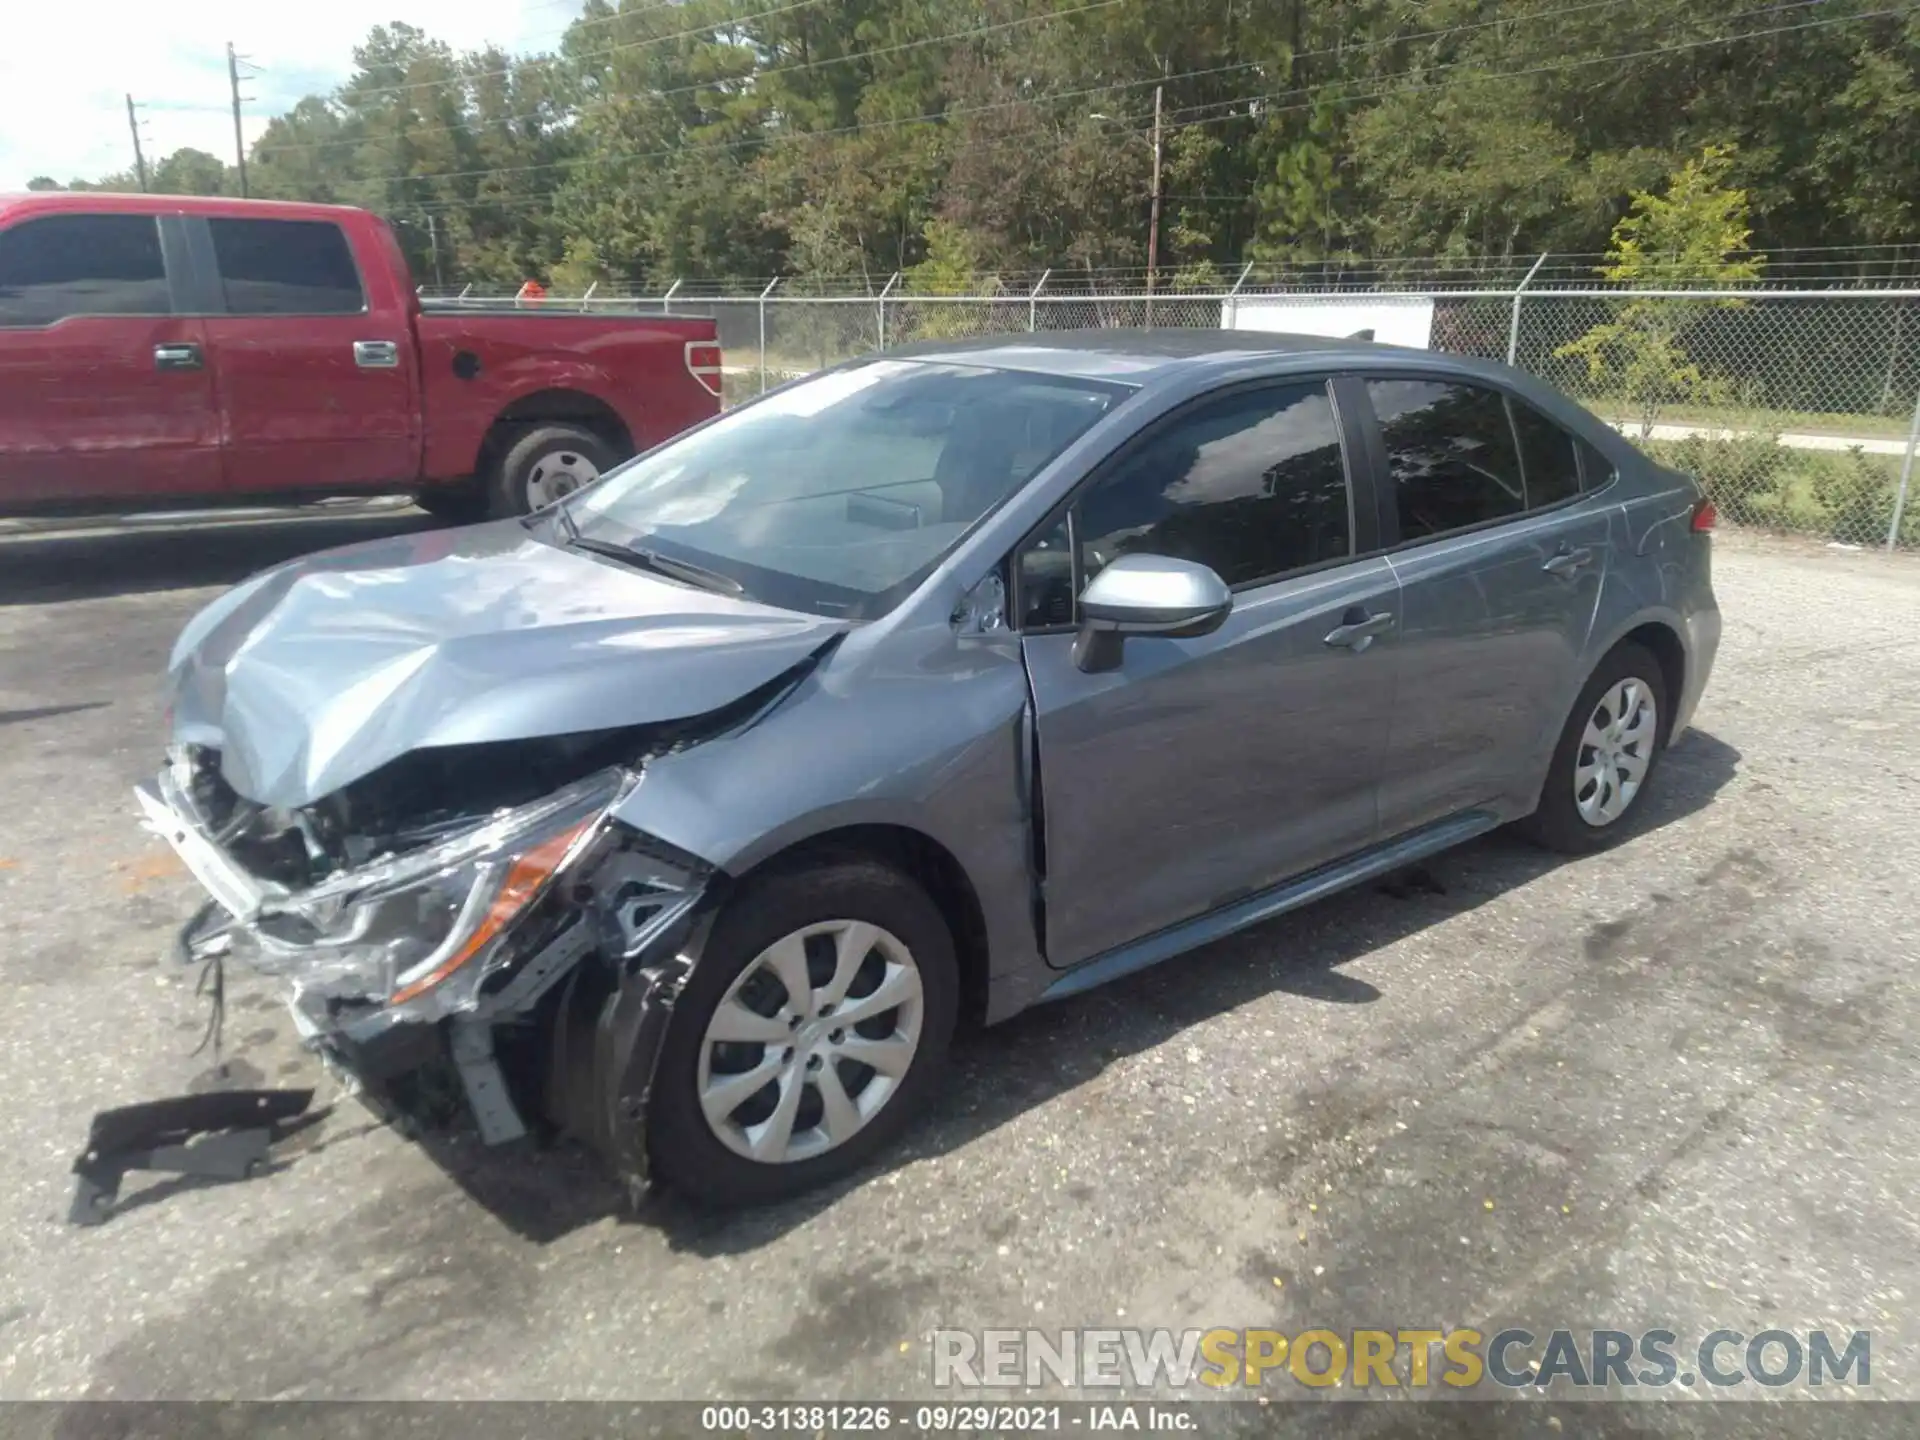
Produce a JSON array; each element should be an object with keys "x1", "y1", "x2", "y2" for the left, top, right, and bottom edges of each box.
[{"x1": 136, "y1": 758, "x2": 719, "y2": 1193}]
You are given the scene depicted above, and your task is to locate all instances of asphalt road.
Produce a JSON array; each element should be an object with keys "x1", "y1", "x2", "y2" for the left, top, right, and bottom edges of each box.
[{"x1": 2, "y1": 514, "x2": 1918, "y2": 1429}]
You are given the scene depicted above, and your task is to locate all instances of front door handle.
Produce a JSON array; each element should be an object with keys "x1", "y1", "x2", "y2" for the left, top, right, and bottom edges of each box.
[
  {"x1": 1324, "y1": 607, "x2": 1394, "y2": 652},
  {"x1": 354, "y1": 339, "x2": 401, "y2": 369},
  {"x1": 153, "y1": 342, "x2": 203, "y2": 372},
  {"x1": 1542, "y1": 545, "x2": 1594, "y2": 578}
]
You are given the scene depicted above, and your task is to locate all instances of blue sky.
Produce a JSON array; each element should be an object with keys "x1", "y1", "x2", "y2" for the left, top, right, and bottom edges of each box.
[{"x1": 3, "y1": 0, "x2": 575, "y2": 190}]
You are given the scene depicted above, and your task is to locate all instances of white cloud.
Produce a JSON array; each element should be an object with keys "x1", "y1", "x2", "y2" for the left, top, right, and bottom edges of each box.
[{"x1": 1, "y1": 0, "x2": 573, "y2": 189}]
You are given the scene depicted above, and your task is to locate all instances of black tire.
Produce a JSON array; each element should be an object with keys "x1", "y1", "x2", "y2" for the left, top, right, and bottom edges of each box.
[
  {"x1": 1516, "y1": 641, "x2": 1672, "y2": 854},
  {"x1": 413, "y1": 482, "x2": 490, "y2": 525},
  {"x1": 487, "y1": 423, "x2": 618, "y2": 518},
  {"x1": 646, "y1": 857, "x2": 959, "y2": 1206}
]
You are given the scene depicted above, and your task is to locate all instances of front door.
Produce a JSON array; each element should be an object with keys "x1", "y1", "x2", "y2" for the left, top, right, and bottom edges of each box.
[
  {"x1": 196, "y1": 215, "x2": 417, "y2": 494},
  {"x1": 1016, "y1": 378, "x2": 1402, "y2": 970},
  {"x1": 0, "y1": 210, "x2": 219, "y2": 508},
  {"x1": 1353, "y1": 376, "x2": 1615, "y2": 832}
]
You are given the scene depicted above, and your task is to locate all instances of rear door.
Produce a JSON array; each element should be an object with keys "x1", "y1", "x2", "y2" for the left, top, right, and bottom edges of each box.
[
  {"x1": 1355, "y1": 375, "x2": 1613, "y2": 834},
  {"x1": 0, "y1": 210, "x2": 218, "y2": 507},
  {"x1": 194, "y1": 215, "x2": 418, "y2": 494},
  {"x1": 1017, "y1": 377, "x2": 1402, "y2": 969}
]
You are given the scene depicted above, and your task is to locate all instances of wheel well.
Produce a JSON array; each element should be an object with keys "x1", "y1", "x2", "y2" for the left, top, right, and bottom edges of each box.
[
  {"x1": 1617, "y1": 622, "x2": 1686, "y2": 740},
  {"x1": 738, "y1": 825, "x2": 992, "y2": 1027},
  {"x1": 476, "y1": 389, "x2": 634, "y2": 480}
]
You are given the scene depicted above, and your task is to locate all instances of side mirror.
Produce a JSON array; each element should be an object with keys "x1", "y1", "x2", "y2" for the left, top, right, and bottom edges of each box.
[{"x1": 1072, "y1": 553, "x2": 1233, "y2": 674}]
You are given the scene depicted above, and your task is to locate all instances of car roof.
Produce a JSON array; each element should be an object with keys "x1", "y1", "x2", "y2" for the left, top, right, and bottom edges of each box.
[
  {"x1": 0, "y1": 191, "x2": 368, "y2": 224},
  {"x1": 883, "y1": 326, "x2": 1444, "y2": 384}
]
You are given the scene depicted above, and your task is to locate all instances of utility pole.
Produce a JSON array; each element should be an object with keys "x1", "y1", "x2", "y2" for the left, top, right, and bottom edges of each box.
[
  {"x1": 426, "y1": 213, "x2": 445, "y2": 288},
  {"x1": 1146, "y1": 81, "x2": 1164, "y2": 327},
  {"x1": 227, "y1": 42, "x2": 250, "y2": 197},
  {"x1": 125, "y1": 95, "x2": 149, "y2": 192}
]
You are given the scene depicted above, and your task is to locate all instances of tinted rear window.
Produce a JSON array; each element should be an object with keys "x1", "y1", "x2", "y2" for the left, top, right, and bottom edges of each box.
[
  {"x1": 209, "y1": 218, "x2": 365, "y2": 315},
  {"x1": 1510, "y1": 400, "x2": 1583, "y2": 508},
  {"x1": 1366, "y1": 378, "x2": 1525, "y2": 541}
]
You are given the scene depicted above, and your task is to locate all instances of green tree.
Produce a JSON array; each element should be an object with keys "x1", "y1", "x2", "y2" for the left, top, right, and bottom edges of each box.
[{"x1": 1556, "y1": 145, "x2": 1766, "y2": 438}]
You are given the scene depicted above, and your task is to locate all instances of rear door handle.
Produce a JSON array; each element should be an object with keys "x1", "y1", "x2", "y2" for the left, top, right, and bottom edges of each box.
[
  {"x1": 1542, "y1": 545, "x2": 1594, "y2": 578},
  {"x1": 354, "y1": 340, "x2": 400, "y2": 369},
  {"x1": 1324, "y1": 607, "x2": 1394, "y2": 652},
  {"x1": 153, "y1": 342, "x2": 203, "y2": 372}
]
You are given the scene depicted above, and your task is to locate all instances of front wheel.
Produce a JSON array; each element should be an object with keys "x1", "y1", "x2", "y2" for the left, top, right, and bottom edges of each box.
[
  {"x1": 645, "y1": 858, "x2": 959, "y2": 1205},
  {"x1": 1517, "y1": 642, "x2": 1670, "y2": 854}
]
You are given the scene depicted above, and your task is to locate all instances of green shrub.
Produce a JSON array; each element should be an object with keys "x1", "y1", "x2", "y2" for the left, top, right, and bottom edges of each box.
[
  {"x1": 1645, "y1": 432, "x2": 1785, "y2": 526},
  {"x1": 1646, "y1": 432, "x2": 1917, "y2": 546}
]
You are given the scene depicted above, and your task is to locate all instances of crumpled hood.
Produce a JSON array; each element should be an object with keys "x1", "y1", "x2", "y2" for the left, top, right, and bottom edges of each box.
[{"x1": 167, "y1": 520, "x2": 848, "y2": 809}]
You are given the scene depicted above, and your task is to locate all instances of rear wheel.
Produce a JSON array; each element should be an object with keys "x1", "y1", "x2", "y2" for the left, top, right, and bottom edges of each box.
[
  {"x1": 1517, "y1": 642, "x2": 1670, "y2": 854},
  {"x1": 487, "y1": 423, "x2": 617, "y2": 517},
  {"x1": 646, "y1": 858, "x2": 958, "y2": 1205}
]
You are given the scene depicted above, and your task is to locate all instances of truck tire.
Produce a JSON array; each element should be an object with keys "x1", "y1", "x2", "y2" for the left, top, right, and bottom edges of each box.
[{"x1": 488, "y1": 424, "x2": 617, "y2": 518}]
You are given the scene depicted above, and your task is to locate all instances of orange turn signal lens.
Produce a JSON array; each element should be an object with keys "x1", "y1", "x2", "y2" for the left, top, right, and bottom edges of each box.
[{"x1": 389, "y1": 817, "x2": 594, "y2": 1006}]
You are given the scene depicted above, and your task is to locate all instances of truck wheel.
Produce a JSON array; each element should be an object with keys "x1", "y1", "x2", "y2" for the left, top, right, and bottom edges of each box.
[
  {"x1": 489, "y1": 424, "x2": 617, "y2": 517},
  {"x1": 645, "y1": 857, "x2": 959, "y2": 1206}
]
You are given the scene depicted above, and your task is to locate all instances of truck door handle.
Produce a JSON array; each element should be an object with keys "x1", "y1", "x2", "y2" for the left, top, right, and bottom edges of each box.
[
  {"x1": 153, "y1": 342, "x2": 203, "y2": 372},
  {"x1": 353, "y1": 340, "x2": 400, "y2": 368},
  {"x1": 1542, "y1": 545, "x2": 1594, "y2": 578},
  {"x1": 1324, "y1": 607, "x2": 1394, "y2": 652}
]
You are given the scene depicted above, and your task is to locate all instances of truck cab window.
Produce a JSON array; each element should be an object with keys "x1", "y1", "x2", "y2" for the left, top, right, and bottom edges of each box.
[
  {"x1": 0, "y1": 214, "x2": 169, "y2": 327},
  {"x1": 208, "y1": 218, "x2": 365, "y2": 316}
]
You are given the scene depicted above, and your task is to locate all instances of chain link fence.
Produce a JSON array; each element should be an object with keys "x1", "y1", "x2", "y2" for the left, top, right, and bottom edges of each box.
[{"x1": 423, "y1": 280, "x2": 1920, "y2": 549}]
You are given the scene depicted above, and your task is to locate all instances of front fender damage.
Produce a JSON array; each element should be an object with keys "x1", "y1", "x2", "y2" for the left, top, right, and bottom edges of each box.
[
  {"x1": 536, "y1": 853, "x2": 731, "y2": 1202},
  {"x1": 149, "y1": 643, "x2": 836, "y2": 1201}
]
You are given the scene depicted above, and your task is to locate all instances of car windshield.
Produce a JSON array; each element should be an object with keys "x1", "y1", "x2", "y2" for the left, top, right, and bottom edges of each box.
[{"x1": 561, "y1": 359, "x2": 1130, "y2": 618}]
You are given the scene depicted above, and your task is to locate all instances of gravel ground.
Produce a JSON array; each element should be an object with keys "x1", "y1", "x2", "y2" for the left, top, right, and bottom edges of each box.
[{"x1": 1, "y1": 515, "x2": 1917, "y2": 1424}]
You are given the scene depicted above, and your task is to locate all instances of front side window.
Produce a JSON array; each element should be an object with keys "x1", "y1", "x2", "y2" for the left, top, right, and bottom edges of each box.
[
  {"x1": 1367, "y1": 378, "x2": 1524, "y2": 541},
  {"x1": 569, "y1": 359, "x2": 1126, "y2": 619},
  {"x1": 208, "y1": 218, "x2": 365, "y2": 315},
  {"x1": 1070, "y1": 381, "x2": 1352, "y2": 594},
  {"x1": 0, "y1": 214, "x2": 169, "y2": 327}
]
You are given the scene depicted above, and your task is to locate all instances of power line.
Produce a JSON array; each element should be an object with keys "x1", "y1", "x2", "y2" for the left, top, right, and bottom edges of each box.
[
  {"x1": 378, "y1": 0, "x2": 1895, "y2": 221},
  {"x1": 1153, "y1": 1, "x2": 1895, "y2": 132},
  {"x1": 369, "y1": 0, "x2": 1862, "y2": 192},
  {"x1": 328, "y1": 0, "x2": 1656, "y2": 188},
  {"x1": 335, "y1": 0, "x2": 841, "y2": 106},
  {"x1": 257, "y1": 0, "x2": 1130, "y2": 157}
]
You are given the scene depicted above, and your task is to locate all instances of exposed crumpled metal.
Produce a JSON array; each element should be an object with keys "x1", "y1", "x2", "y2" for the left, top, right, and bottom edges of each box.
[{"x1": 166, "y1": 519, "x2": 849, "y2": 810}]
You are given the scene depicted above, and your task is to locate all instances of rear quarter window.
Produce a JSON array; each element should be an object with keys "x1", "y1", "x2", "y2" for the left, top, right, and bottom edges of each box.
[{"x1": 1509, "y1": 400, "x2": 1583, "y2": 509}]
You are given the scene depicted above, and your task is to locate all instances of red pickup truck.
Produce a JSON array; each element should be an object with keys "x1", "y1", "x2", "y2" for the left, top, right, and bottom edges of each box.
[{"x1": 0, "y1": 193, "x2": 723, "y2": 520}]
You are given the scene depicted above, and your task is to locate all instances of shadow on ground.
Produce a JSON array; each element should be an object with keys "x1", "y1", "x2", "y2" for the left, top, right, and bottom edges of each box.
[
  {"x1": 0, "y1": 509, "x2": 439, "y2": 606},
  {"x1": 405, "y1": 729, "x2": 1743, "y2": 1249}
]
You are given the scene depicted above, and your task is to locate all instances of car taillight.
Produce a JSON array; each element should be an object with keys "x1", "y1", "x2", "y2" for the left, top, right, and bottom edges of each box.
[
  {"x1": 684, "y1": 340, "x2": 723, "y2": 399},
  {"x1": 1691, "y1": 497, "x2": 1717, "y2": 533}
]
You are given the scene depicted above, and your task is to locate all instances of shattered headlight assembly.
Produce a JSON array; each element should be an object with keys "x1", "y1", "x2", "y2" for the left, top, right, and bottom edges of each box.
[{"x1": 249, "y1": 769, "x2": 633, "y2": 1019}]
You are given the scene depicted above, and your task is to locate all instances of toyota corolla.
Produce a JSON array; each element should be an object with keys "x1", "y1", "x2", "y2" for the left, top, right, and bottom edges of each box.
[{"x1": 139, "y1": 330, "x2": 1720, "y2": 1205}]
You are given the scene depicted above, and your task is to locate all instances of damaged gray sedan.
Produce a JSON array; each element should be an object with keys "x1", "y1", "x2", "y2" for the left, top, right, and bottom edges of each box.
[{"x1": 140, "y1": 331, "x2": 1719, "y2": 1204}]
